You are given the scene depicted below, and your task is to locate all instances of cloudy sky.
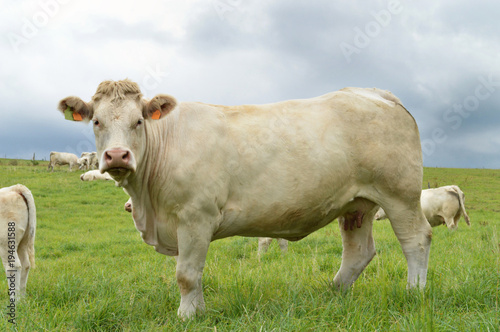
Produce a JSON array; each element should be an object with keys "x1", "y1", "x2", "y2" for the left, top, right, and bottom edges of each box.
[{"x1": 1, "y1": 0, "x2": 499, "y2": 168}]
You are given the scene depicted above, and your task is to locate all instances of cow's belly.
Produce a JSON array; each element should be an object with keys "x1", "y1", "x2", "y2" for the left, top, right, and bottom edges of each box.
[
  {"x1": 213, "y1": 194, "x2": 369, "y2": 240},
  {"x1": 228, "y1": 209, "x2": 339, "y2": 240}
]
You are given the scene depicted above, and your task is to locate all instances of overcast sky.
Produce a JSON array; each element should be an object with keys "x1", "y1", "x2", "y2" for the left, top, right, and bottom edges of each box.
[{"x1": 1, "y1": 0, "x2": 499, "y2": 168}]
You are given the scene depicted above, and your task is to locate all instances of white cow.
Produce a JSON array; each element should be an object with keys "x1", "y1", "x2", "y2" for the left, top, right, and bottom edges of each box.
[
  {"x1": 375, "y1": 185, "x2": 471, "y2": 230},
  {"x1": 81, "y1": 152, "x2": 98, "y2": 170},
  {"x1": 58, "y1": 79, "x2": 432, "y2": 319},
  {"x1": 80, "y1": 170, "x2": 114, "y2": 181},
  {"x1": 48, "y1": 151, "x2": 79, "y2": 171},
  {"x1": 77, "y1": 156, "x2": 90, "y2": 170},
  {"x1": 0, "y1": 184, "x2": 36, "y2": 302}
]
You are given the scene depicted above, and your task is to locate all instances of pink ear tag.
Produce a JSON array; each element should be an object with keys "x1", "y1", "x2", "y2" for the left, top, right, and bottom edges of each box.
[{"x1": 151, "y1": 109, "x2": 161, "y2": 120}]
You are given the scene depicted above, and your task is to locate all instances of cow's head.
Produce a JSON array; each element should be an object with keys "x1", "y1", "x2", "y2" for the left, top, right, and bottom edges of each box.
[{"x1": 58, "y1": 79, "x2": 176, "y2": 183}]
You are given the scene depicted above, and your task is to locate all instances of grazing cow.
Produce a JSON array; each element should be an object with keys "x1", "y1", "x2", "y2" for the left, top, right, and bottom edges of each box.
[
  {"x1": 0, "y1": 184, "x2": 36, "y2": 302},
  {"x1": 47, "y1": 151, "x2": 79, "y2": 171},
  {"x1": 77, "y1": 156, "x2": 90, "y2": 170},
  {"x1": 57, "y1": 79, "x2": 432, "y2": 319},
  {"x1": 375, "y1": 185, "x2": 471, "y2": 230},
  {"x1": 80, "y1": 170, "x2": 114, "y2": 181},
  {"x1": 81, "y1": 152, "x2": 98, "y2": 170},
  {"x1": 258, "y1": 237, "x2": 288, "y2": 254}
]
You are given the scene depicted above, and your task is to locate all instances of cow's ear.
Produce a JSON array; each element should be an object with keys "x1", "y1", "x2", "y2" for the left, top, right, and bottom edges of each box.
[
  {"x1": 58, "y1": 96, "x2": 93, "y2": 122},
  {"x1": 144, "y1": 94, "x2": 177, "y2": 120}
]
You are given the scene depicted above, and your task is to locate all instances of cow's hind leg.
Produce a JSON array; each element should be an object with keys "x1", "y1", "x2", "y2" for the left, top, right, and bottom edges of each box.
[
  {"x1": 277, "y1": 238, "x2": 288, "y2": 253},
  {"x1": 17, "y1": 240, "x2": 31, "y2": 297},
  {"x1": 0, "y1": 247, "x2": 22, "y2": 302},
  {"x1": 333, "y1": 206, "x2": 377, "y2": 290},
  {"x1": 258, "y1": 237, "x2": 273, "y2": 254},
  {"x1": 384, "y1": 200, "x2": 432, "y2": 288}
]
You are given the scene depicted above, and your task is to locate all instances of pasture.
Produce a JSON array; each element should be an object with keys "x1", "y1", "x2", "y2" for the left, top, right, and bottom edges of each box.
[{"x1": 0, "y1": 159, "x2": 498, "y2": 331}]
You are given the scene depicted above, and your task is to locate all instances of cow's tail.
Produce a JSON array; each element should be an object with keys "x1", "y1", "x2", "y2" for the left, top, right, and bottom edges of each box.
[
  {"x1": 450, "y1": 185, "x2": 471, "y2": 226},
  {"x1": 15, "y1": 184, "x2": 37, "y2": 268},
  {"x1": 48, "y1": 151, "x2": 55, "y2": 170}
]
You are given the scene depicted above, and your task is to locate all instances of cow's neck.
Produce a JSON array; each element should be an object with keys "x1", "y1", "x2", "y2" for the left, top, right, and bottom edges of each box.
[{"x1": 120, "y1": 114, "x2": 178, "y2": 253}]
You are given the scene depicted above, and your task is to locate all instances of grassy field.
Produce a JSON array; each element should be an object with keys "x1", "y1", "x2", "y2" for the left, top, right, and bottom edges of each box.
[{"x1": 0, "y1": 159, "x2": 498, "y2": 331}]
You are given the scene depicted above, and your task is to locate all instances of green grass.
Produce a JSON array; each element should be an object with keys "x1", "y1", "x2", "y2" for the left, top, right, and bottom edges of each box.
[{"x1": 0, "y1": 160, "x2": 498, "y2": 331}]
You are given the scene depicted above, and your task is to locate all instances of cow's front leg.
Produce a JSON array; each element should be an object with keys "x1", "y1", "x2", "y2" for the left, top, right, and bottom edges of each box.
[{"x1": 175, "y1": 217, "x2": 213, "y2": 320}]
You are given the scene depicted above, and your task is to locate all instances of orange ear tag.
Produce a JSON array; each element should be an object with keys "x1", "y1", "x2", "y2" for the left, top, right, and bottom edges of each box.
[
  {"x1": 72, "y1": 112, "x2": 83, "y2": 121},
  {"x1": 151, "y1": 109, "x2": 161, "y2": 120}
]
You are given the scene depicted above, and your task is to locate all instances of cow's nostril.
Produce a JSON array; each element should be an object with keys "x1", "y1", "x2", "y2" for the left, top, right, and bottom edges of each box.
[
  {"x1": 122, "y1": 151, "x2": 129, "y2": 160},
  {"x1": 105, "y1": 151, "x2": 113, "y2": 161}
]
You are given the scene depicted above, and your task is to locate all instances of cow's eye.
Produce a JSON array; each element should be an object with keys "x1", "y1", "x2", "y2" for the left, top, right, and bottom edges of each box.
[
  {"x1": 93, "y1": 119, "x2": 100, "y2": 126},
  {"x1": 135, "y1": 119, "x2": 143, "y2": 128}
]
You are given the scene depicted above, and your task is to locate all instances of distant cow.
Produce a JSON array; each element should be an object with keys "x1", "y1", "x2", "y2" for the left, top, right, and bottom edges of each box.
[
  {"x1": 48, "y1": 152, "x2": 79, "y2": 171},
  {"x1": 0, "y1": 184, "x2": 36, "y2": 302},
  {"x1": 58, "y1": 79, "x2": 432, "y2": 319},
  {"x1": 81, "y1": 152, "x2": 98, "y2": 170},
  {"x1": 375, "y1": 185, "x2": 471, "y2": 230},
  {"x1": 77, "y1": 156, "x2": 90, "y2": 170},
  {"x1": 80, "y1": 170, "x2": 114, "y2": 181},
  {"x1": 258, "y1": 237, "x2": 288, "y2": 254}
]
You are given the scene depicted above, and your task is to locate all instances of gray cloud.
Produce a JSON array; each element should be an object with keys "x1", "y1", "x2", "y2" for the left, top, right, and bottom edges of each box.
[{"x1": 0, "y1": 0, "x2": 499, "y2": 168}]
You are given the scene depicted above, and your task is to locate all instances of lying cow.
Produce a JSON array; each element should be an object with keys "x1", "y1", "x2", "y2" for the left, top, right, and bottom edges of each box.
[
  {"x1": 375, "y1": 185, "x2": 471, "y2": 230},
  {"x1": 48, "y1": 151, "x2": 79, "y2": 171},
  {"x1": 58, "y1": 79, "x2": 432, "y2": 319},
  {"x1": 258, "y1": 237, "x2": 288, "y2": 254},
  {"x1": 80, "y1": 170, "x2": 114, "y2": 181},
  {"x1": 0, "y1": 184, "x2": 36, "y2": 302}
]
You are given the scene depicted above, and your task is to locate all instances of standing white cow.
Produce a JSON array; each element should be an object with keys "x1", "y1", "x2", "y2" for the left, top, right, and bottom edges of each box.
[
  {"x1": 57, "y1": 79, "x2": 432, "y2": 319},
  {"x1": 48, "y1": 152, "x2": 79, "y2": 171},
  {"x1": 0, "y1": 184, "x2": 36, "y2": 302},
  {"x1": 375, "y1": 185, "x2": 471, "y2": 230}
]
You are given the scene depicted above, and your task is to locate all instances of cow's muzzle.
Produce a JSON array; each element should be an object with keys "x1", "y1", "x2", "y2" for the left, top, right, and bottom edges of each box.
[{"x1": 101, "y1": 148, "x2": 135, "y2": 176}]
